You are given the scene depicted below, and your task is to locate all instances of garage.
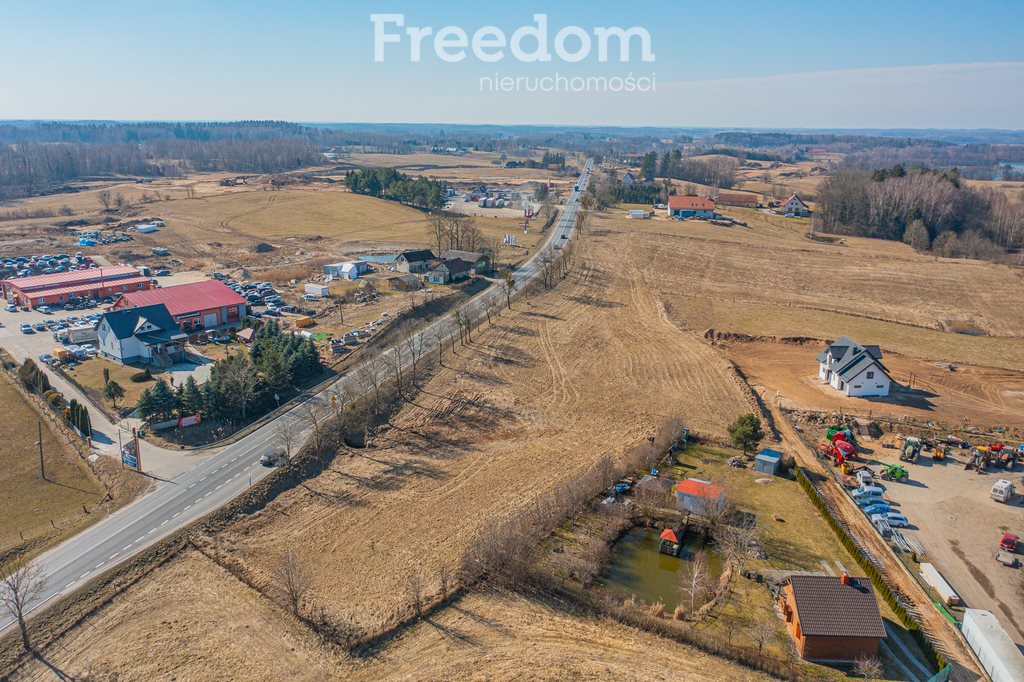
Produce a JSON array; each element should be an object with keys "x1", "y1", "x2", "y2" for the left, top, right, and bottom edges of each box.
[{"x1": 203, "y1": 312, "x2": 218, "y2": 328}]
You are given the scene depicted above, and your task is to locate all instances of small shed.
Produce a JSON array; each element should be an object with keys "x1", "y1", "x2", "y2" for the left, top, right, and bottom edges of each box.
[
  {"x1": 304, "y1": 283, "x2": 330, "y2": 297},
  {"x1": 236, "y1": 328, "x2": 256, "y2": 345},
  {"x1": 754, "y1": 449, "x2": 783, "y2": 476},
  {"x1": 674, "y1": 479, "x2": 724, "y2": 516},
  {"x1": 627, "y1": 209, "x2": 646, "y2": 219}
]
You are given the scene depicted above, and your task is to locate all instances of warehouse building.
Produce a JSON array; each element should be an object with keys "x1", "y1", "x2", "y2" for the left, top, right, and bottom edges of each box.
[
  {"x1": 112, "y1": 280, "x2": 247, "y2": 332},
  {"x1": 2, "y1": 265, "x2": 153, "y2": 308}
]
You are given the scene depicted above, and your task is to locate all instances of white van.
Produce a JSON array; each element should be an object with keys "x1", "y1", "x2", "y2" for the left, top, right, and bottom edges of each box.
[{"x1": 37, "y1": 305, "x2": 52, "y2": 314}]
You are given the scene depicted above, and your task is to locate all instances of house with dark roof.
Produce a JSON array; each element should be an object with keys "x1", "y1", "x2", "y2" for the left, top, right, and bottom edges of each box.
[
  {"x1": 395, "y1": 249, "x2": 436, "y2": 274},
  {"x1": 441, "y1": 249, "x2": 489, "y2": 274},
  {"x1": 620, "y1": 171, "x2": 637, "y2": 185},
  {"x1": 777, "y1": 574, "x2": 886, "y2": 661},
  {"x1": 426, "y1": 258, "x2": 473, "y2": 285},
  {"x1": 816, "y1": 336, "x2": 891, "y2": 398},
  {"x1": 97, "y1": 304, "x2": 187, "y2": 367}
]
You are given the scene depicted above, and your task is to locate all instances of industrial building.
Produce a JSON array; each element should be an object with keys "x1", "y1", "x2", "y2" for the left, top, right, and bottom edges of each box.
[
  {"x1": 112, "y1": 280, "x2": 247, "y2": 332},
  {"x1": 2, "y1": 265, "x2": 153, "y2": 308}
]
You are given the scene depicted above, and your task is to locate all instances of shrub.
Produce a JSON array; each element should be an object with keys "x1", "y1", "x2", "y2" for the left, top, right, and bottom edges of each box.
[
  {"x1": 253, "y1": 241, "x2": 275, "y2": 253},
  {"x1": 130, "y1": 368, "x2": 153, "y2": 383}
]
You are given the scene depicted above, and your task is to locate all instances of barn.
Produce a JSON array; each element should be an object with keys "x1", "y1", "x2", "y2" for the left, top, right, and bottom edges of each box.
[{"x1": 667, "y1": 196, "x2": 715, "y2": 219}]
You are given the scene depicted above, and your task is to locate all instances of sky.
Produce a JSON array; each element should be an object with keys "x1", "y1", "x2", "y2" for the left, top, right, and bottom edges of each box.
[{"x1": 1, "y1": 0, "x2": 1023, "y2": 129}]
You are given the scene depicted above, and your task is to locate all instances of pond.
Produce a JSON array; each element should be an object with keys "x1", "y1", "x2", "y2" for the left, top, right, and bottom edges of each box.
[
  {"x1": 603, "y1": 526, "x2": 722, "y2": 611},
  {"x1": 356, "y1": 254, "x2": 398, "y2": 264}
]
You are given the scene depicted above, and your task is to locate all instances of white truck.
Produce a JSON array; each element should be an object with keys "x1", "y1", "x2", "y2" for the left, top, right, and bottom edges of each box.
[
  {"x1": 304, "y1": 283, "x2": 330, "y2": 297},
  {"x1": 991, "y1": 479, "x2": 1016, "y2": 503},
  {"x1": 961, "y1": 609, "x2": 1024, "y2": 682}
]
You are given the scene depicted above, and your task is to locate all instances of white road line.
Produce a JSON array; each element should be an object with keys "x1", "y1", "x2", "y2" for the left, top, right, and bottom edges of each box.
[
  {"x1": 172, "y1": 512, "x2": 180, "y2": 519},
  {"x1": 64, "y1": 582, "x2": 75, "y2": 590},
  {"x1": 184, "y1": 504, "x2": 193, "y2": 511},
  {"x1": 110, "y1": 552, "x2": 119, "y2": 559},
  {"x1": 215, "y1": 484, "x2": 223, "y2": 490},
  {"x1": 200, "y1": 476, "x2": 208, "y2": 482},
  {"x1": 160, "y1": 520, "x2": 168, "y2": 526},
  {"x1": 122, "y1": 545, "x2": 131, "y2": 552},
  {"x1": 146, "y1": 528, "x2": 156, "y2": 535},
  {"x1": 95, "y1": 562, "x2": 105, "y2": 570},
  {"x1": 188, "y1": 483, "x2": 196, "y2": 489}
]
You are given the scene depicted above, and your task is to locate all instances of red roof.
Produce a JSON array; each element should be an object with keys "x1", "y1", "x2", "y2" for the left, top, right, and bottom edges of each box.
[
  {"x1": 660, "y1": 528, "x2": 680, "y2": 543},
  {"x1": 23, "y1": 276, "x2": 153, "y2": 300},
  {"x1": 4, "y1": 265, "x2": 142, "y2": 292},
  {"x1": 674, "y1": 479, "x2": 723, "y2": 499},
  {"x1": 668, "y1": 195, "x2": 715, "y2": 211},
  {"x1": 115, "y1": 280, "x2": 246, "y2": 317}
]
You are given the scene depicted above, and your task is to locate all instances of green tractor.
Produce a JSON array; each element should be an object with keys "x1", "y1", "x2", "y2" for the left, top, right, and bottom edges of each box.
[{"x1": 880, "y1": 463, "x2": 909, "y2": 482}]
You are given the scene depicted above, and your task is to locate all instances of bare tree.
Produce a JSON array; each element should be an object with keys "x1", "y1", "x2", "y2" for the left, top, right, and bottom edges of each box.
[
  {"x1": 185, "y1": 185, "x2": 197, "y2": 199},
  {"x1": 1, "y1": 560, "x2": 46, "y2": 650},
  {"x1": 113, "y1": 192, "x2": 127, "y2": 210},
  {"x1": 501, "y1": 269, "x2": 517, "y2": 309},
  {"x1": 96, "y1": 189, "x2": 113, "y2": 211},
  {"x1": 438, "y1": 562, "x2": 452, "y2": 601},
  {"x1": 357, "y1": 355, "x2": 384, "y2": 414},
  {"x1": 299, "y1": 399, "x2": 328, "y2": 452},
  {"x1": 751, "y1": 619, "x2": 778, "y2": 656},
  {"x1": 854, "y1": 655, "x2": 883, "y2": 679},
  {"x1": 382, "y1": 347, "x2": 404, "y2": 395},
  {"x1": 272, "y1": 550, "x2": 311, "y2": 615},
  {"x1": 714, "y1": 515, "x2": 759, "y2": 573},
  {"x1": 406, "y1": 572, "x2": 425, "y2": 618},
  {"x1": 403, "y1": 330, "x2": 426, "y2": 386},
  {"x1": 275, "y1": 418, "x2": 299, "y2": 463},
  {"x1": 432, "y1": 324, "x2": 448, "y2": 365},
  {"x1": 219, "y1": 352, "x2": 261, "y2": 419},
  {"x1": 680, "y1": 549, "x2": 710, "y2": 614},
  {"x1": 452, "y1": 311, "x2": 465, "y2": 345}
]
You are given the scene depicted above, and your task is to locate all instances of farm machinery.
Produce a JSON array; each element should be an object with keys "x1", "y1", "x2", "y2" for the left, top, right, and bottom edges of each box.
[
  {"x1": 966, "y1": 443, "x2": 1019, "y2": 471},
  {"x1": 820, "y1": 427, "x2": 858, "y2": 468},
  {"x1": 880, "y1": 463, "x2": 909, "y2": 482},
  {"x1": 900, "y1": 437, "x2": 923, "y2": 463}
]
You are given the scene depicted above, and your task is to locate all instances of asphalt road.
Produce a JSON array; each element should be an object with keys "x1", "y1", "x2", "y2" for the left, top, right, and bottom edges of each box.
[{"x1": 0, "y1": 159, "x2": 592, "y2": 634}]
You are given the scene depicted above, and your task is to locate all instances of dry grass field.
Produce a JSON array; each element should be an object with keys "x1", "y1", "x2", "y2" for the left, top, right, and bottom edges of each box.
[
  {"x1": 0, "y1": 372, "x2": 105, "y2": 555},
  {"x1": 10, "y1": 549, "x2": 771, "y2": 681}
]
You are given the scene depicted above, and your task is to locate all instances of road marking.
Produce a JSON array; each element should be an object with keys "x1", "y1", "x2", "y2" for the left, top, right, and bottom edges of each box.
[
  {"x1": 200, "y1": 476, "x2": 208, "y2": 482},
  {"x1": 215, "y1": 484, "x2": 223, "y2": 490},
  {"x1": 184, "y1": 504, "x2": 193, "y2": 511},
  {"x1": 95, "y1": 562, "x2": 105, "y2": 570},
  {"x1": 188, "y1": 483, "x2": 196, "y2": 489},
  {"x1": 65, "y1": 582, "x2": 75, "y2": 590},
  {"x1": 122, "y1": 545, "x2": 131, "y2": 552},
  {"x1": 110, "y1": 552, "x2": 119, "y2": 559},
  {"x1": 146, "y1": 528, "x2": 156, "y2": 535},
  {"x1": 160, "y1": 520, "x2": 168, "y2": 526},
  {"x1": 172, "y1": 512, "x2": 180, "y2": 519}
]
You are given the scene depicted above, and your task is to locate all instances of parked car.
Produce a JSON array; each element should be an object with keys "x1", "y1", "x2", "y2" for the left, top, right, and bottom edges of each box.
[
  {"x1": 79, "y1": 343, "x2": 97, "y2": 355},
  {"x1": 4, "y1": 303, "x2": 17, "y2": 312},
  {"x1": 871, "y1": 512, "x2": 909, "y2": 528},
  {"x1": 38, "y1": 353, "x2": 54, "y2": 364},
  {"x1": 855, "y1": 494, "x2": 885, "y2": 507},
  {"x1": 32, "y1": 322, "x2": 47, "y2": 331},
  {"x1": 37, "y1": 305, "x2": 52, "y2": 314},
  {"x1": 20, "y1": 323, "x2": 33, "y2": 333},
  {"x1": 154, "y1": 269, "x2": 171, "y2": 276},
  {"x1": 861, "y1": 502, "x2": 891, "y2": 516},
  {"x1": 301, "y1": 294, "x2": 320, "y2": 302},
  {"x1": 852, "y1": 485, "x2": 885, "y2": 499},
  {"x1": 262, "y1": 308, "x2": 280, "y2": 317}
]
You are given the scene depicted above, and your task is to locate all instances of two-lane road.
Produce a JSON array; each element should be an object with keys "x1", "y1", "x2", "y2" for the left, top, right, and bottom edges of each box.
[{"x1": 1, "y1": 159, "x2": 592, "y2": 633}]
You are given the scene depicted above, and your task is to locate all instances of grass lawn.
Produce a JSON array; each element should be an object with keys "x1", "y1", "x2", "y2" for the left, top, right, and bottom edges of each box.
[
  {"x1": 0, "y1": 374, "x2": 105, "y2": 555},
  {"x1": 64, "y1": 357, "x2": 162, "y2": 411}
]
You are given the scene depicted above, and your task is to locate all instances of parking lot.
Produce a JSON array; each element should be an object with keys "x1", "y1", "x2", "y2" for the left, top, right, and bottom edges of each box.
[{"x1": 866, "y1": 446, "x2": 1024, "y2": 644}]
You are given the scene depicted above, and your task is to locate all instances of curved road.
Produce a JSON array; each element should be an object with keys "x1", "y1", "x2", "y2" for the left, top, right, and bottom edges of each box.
[{"x1": 1, "y1": 160, "x2": 592, "y2": 633}]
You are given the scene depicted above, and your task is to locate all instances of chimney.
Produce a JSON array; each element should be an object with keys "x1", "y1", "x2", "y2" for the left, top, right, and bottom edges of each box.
[{"x1": 840, "y1": 571, "x2": 851, "y2": 586}]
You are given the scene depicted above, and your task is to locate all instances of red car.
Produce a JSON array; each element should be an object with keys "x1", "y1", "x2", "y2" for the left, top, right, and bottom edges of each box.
[{"x1": 1000, "y1": 533, "x2": 1018, "y2": 552}]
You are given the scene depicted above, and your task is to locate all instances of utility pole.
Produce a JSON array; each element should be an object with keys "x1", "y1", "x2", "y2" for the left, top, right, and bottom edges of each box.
[{"x1": 37, "y1": 421, "x2": 45, "y2": 481}]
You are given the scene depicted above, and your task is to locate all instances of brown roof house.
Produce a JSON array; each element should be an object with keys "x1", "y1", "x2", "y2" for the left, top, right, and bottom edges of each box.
[{"x1": 777, "y1": 574, "x2": 886, "y2": 661}]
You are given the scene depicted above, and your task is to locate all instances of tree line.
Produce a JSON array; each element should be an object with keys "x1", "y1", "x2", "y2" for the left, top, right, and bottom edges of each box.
[
  {"x1": 136, "y1": 321, "x2": 322, "y2": 424},
  {"x1": 816, "y1": 164, "x2": 1024, "y2": 260},
  {"x1": 343, "y1": 168, "x2": 446, "y2": 209}
]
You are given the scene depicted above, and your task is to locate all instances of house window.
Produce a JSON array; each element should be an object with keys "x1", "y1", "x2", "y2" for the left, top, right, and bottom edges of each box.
[
  {"x1": 122, "y1": 285, "x2": 128, "y2": 291},
  {"x1": 854, "y1": 385, "x2": 861, "y2": 389},
  {"x1": 866, "y1": 371, "x2": 875, "y2": 379}
]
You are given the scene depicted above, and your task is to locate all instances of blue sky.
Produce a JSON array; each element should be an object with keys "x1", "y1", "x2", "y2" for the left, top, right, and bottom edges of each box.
[{"x1": 2, "y1": 0, "x2": 1023, "y2": 128}]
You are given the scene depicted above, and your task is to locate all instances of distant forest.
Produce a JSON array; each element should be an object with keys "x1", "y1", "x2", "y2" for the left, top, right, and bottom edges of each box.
[{"x1": 817, "y1": 164, "x2": 1024, "y2": 260}]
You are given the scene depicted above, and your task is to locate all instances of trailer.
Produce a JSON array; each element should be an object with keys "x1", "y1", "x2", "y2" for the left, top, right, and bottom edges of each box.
[
  {"x1": 919, "y1": 563, "x2": 960, "y2": 606},
  {"x1": 304, "y1": 283, "x2": 330, "y2": 297},
  {"x1": 961, "y1": 609, "x2": 1024, "y2": 682}
]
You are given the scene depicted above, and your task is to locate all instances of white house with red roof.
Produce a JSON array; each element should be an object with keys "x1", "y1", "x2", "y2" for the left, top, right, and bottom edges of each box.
[
  {"x1": 778, "y1": 193, "x2": 811, "y2": 217},
  {"x1": 667, "y1": 195, "x2": 716, "y2": 219}
]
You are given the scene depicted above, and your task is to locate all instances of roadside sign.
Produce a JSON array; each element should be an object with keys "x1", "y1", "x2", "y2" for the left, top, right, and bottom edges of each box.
[
  {"x1": 122, "y1": 452, "x2": 137, "y2": 468},
  {"x1": 178, "y1": 414, "x2": 201, "y2": 428}
]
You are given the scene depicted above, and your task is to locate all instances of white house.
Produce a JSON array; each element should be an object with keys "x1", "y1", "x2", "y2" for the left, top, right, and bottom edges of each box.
[
  {"x1": 816, "y1": 336, "x2": 892, "y2": 398},
  {"x1": 778, "y1": 193, "x2": 811, "y2": 217},
  {"x1": 97, "y1": 303, "x2": 187, "y2": 367},
  {"x1": 323, "y1": 260, "x2": 370, "y2": 280}
]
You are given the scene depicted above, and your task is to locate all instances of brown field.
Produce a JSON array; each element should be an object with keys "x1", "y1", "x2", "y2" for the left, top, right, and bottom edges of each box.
[
  {"x1": 10, "y1": 195, "x2": 1020, "y2": 677},
  {"x1": 10, "y1": 549, "x2": 770, "y2": 681},
  {"x1": 341, "y1": 151, "x2": 559, "y2": 185},
  {"x1": 599, "y1": 207, "x2": 1024, "y2": 369},
  {"x1": 11, "y1": 218, "x2": 768, "y2": 679},
  {"x1": 0, "y1": 372, "x2": 105, "y2": 555},
  {"x1": 726, "y1": 341, "x2": 1024, "y2": 430}
]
